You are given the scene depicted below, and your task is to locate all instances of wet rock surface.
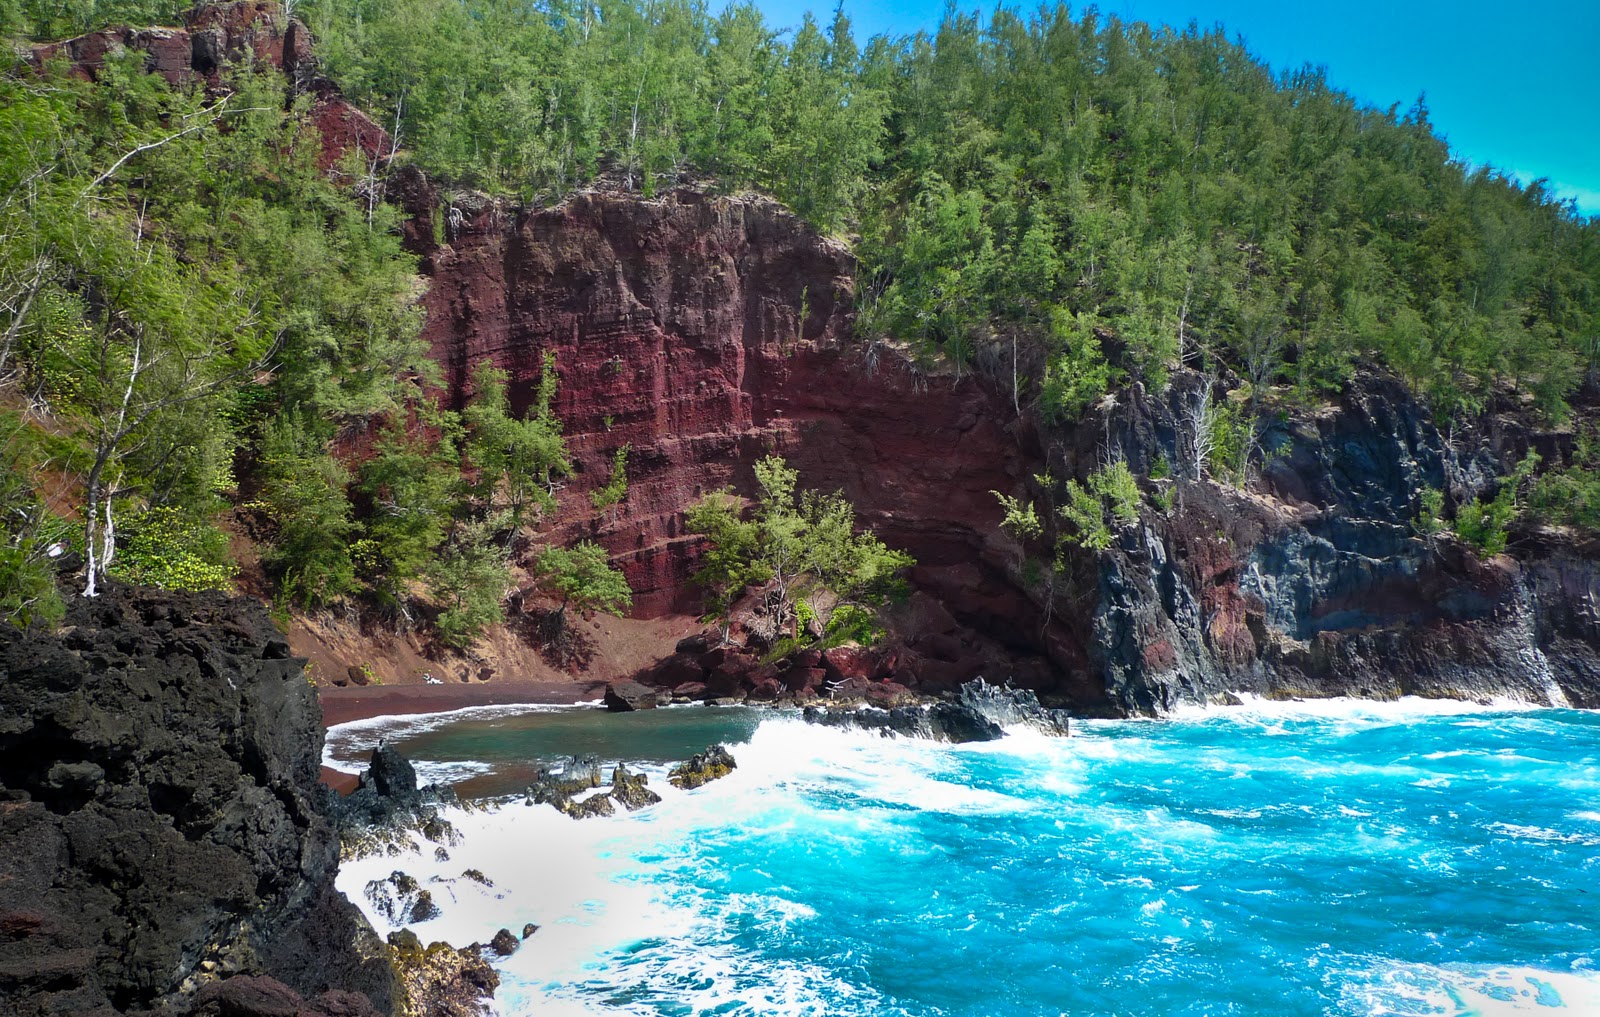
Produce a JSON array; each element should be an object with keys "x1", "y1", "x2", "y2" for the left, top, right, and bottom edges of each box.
[
  {"x1": 804, "y1": 678, "x2": 1071, "y2": 743},
  {"x1": 524, "y1": 759, "x2": 661, "y2": 818},
  {"x1": 0, "y1": 585, "x2": 396, "y2": 1015},
  {"x1": 385, "y1": 936, "x2": 498, "y2": 1017},
  {"x1": 668, "y1": 745, "x2": 737, "y2": 789}
]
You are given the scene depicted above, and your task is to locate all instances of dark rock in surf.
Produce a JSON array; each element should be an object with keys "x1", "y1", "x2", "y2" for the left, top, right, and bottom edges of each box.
[
  {"x1": 604, "y1": 679, "x2": 659, "y2": 711},
  {"x1": 804, "y1": 678, "x2": 1070, "y2": 743},
  {"x1": 609, "y1": 764, "x2": 661, "y2": 811},
  {"x1": 668, "y1": 745, "x2": 737, "y2": 789},
  {"x1": 366, "y1": 743, "x2": 418, "y2": 798},
  {"x1": 488, "y1": 929, "x2": 519, "y2": 957}
]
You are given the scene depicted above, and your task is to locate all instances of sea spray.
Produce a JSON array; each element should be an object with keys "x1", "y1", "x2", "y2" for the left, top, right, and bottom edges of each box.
[{"x1": 334, "y1": 703, "x2": 1600, "y2": 1016}]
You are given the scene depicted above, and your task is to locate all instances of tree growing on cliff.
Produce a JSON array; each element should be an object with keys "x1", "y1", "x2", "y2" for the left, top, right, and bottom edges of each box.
[
  {"x1": 685, "y1": 455, "x2": 913, "y2": 645},
  {"x1": 590, "y1": 444, "x2": 630, "y2": 526},
  {"x1": 463, "y1": 354, "x2": 569, "y2": 524},
  {"x1": 428, "y1": 514, "x2": 514, "y2": 649},
  {"x1": 533, "y1": 540, "x2": 632, "y2": 651}
]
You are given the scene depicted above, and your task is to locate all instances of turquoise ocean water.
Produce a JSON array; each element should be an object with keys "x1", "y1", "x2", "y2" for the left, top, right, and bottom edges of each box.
[{"x1": 328, "y1": 700, "x2": 1600, "y2": 1016}]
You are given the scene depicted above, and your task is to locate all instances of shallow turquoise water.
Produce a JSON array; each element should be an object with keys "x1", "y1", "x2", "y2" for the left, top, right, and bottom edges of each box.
[{"x1": 333, "y1": 701, "x2": 1600, "y2": 1016}]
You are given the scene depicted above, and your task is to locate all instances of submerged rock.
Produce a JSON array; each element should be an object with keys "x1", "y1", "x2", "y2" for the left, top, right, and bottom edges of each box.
[
  {"x1": 804, "y1": 678, "x2": 1070, "y2": 743},
  {"x1": 668, "y1": 745, "x2": 738, "y2": 789}
]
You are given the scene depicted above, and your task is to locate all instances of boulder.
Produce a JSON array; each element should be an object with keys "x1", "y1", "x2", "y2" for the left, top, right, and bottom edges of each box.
[
  {"x1": 784, "y1": 667, "x2": 828, "y2": 695},
  {"x1": 610, "y1": 765, "x2": 662, "y2": 811},
  {"x1": 521, "y1": 923, "x2": 539, "y2": 939},
  {"x1": 675, "y1": 633, "x2": 712, "y2": 654},
  {"x1": 488, "y1": 928, "x2": 520, "y2": 957},
  {"x1": 668, "y1": 745, "x2": 737, "y2": 789},
  {"x1": 604, "y1": 680, "x2": 658, "y2": 712},
  {"x1": 865, "y1": 681, "x2": 918, "y2": 708},
  {"x1": 646, "y1": 652, "x2": 707, "y2": 688},
  {"x1": 671, "y1": 681, "x2": 710, "y2": 701},
  {"x1": 746, "y1": 676, "x2": 783, "y2": 701},
  {"x1": 823, "y1": 645, "x2": 876, "y2": 682}
]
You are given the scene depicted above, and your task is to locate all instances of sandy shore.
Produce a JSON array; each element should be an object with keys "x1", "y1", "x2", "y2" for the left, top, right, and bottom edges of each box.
[
  {"x1": 317, "y1": 679, "x2": 608, "y2": 728},
  {"x1": 316, "y1": 679, "x2": 608, "y2": 794}
]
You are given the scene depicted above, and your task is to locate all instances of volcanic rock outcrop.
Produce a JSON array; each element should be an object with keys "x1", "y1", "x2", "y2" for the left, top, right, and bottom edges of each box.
[{"x1": 0, "y1": 586, "x2": 397, "y2": 1015}]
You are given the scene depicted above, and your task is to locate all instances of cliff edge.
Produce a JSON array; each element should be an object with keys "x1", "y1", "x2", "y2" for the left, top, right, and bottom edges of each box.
[{"x1": 0, "y1": 586, "x2": 397, "y2": 1016}]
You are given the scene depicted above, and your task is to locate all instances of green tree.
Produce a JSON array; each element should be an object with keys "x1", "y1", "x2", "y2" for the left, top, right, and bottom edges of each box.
[
  {"x1": 590, "y1": 443, "x2": 630, "y2": 525},
  {"x1": 463, "y1": 355, "x2": 569, "y2": 523},
  {"x1": 256, "y1": 415, "x2": 359, "y2": 608},
  {"x1": 428, "y1": 515, "x2": 514, "y2": 649},
  {"x1": 534, "y1": 539, "x2": 632, "y2": 637},
  {"x1": 686, "y1": 455, "x2": 913, "y2": 644}
]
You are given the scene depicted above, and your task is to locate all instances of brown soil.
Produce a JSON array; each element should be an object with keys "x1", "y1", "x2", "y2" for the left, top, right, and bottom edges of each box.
[{"x1": 297, "y1": 606, "x2": 707, "y2": 721}]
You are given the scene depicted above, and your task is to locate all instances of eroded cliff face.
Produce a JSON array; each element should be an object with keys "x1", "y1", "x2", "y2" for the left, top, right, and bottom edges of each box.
[
  {"x1": 26, "y1": 0, "x2": 391, "y2": 172},
  {"x1": 408, "y1": 181, "x2": 1600, "y2": 714},
  {"x1": 0, "y1": 587, "x2": 397, "y2": 1016},
  {"x1": 1075, "y1": 373, "x2": 1600, "y2": 712},
  {"x1": 404, "y1": 182, "x2": 1083, "y2": 703}
]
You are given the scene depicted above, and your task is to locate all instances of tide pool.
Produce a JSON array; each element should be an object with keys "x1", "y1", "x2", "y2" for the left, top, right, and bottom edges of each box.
[{"x1": 333, "y1": 700, "x2": 1600, "y2": 1016}]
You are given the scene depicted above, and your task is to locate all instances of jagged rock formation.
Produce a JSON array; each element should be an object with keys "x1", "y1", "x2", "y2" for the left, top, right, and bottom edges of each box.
[
  {"x1": 524, "y1": 760, "x2": 661, "y2": 818},
  {"x1": 0, "y1": 586, "x2": 397, "y2": 1015},
  {"x1": 668, "y1": 745, "x2": 736, "y2": 789},
  {"x1": 384, "y1": 933, "x2": 498, "y2": 1017},
  {"x1": 804, "y1": 678, "x2": 1071, "y2": 742},
  {"x1": 1074, "y1": 373, "x2": 1600, "y2": 713}
]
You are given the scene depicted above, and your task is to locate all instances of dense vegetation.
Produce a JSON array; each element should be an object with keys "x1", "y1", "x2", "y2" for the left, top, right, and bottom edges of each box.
[
  {"x1": 4, "y1": 0, "x2": 1600, "y2": 634},
  {"x1": 0, "y1": 48, "x2": 619, "y2": 638},
  {"x1": 278, "y1": 0, "x2": 1600, "y2": 423}
]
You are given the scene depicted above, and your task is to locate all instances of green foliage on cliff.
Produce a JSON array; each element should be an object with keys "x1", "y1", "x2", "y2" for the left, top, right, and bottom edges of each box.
[
  {"x1": 1057, "y1": 461, "x2": 1141, "y2": 554},
  {"x1": 292, "y1": 0, "x2": 1598, "y2": 428},
  {"x1": 686, "y1": 455, "x2": 912, "y2": 643},
  {"x1": 534, "y1": 539, "x2": 632, "y2": 632}
]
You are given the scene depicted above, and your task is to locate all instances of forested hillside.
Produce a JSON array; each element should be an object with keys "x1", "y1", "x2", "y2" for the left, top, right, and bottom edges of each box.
[
  {"x1": 298, "y1": 0, "x2": 1599, "y2": 421},
  {"x1": 3, "y1": 0, "x2": 1599, "y2": 649}
]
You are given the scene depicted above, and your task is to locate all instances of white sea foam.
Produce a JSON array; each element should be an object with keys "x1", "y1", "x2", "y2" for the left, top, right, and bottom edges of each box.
[
  {"x1": 1343, "y1": 958, "x2": 1600, "y2": 1015},
  {"x1": 1166, "y1": 692, "x2": 1551, "y2": 724},
  {"x1": 322, "y1": 702, "x2": 601, "y2": 771}
]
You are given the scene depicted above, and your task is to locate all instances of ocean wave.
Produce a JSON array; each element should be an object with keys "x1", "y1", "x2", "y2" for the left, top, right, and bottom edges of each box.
[{"x1": 322, "y1": 702, "x2": 602, "y2": 771}]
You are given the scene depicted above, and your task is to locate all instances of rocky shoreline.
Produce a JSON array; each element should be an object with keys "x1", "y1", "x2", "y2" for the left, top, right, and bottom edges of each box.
[{"x1": 0, "y1": 586, "x2": 508, "y2": 1017}]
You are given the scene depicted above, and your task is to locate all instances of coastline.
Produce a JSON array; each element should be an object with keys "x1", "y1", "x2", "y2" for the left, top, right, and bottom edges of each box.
[
  {"x1": 317, "y1": 679, "x2": 606, "y2": 794},
  {"x1": 317, "y1": 678, "x2": 608, "y2": 728}
]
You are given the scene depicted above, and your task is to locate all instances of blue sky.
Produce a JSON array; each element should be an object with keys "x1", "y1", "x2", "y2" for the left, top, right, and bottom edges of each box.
[{"x1": 754, "y1": 1, "x2": 1600, "y2": 217}]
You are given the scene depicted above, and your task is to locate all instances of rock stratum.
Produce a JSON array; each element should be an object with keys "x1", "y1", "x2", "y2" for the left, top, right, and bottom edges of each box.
[{"x1": 0, "y1": 587, "x2": 397, "y2": 1016}]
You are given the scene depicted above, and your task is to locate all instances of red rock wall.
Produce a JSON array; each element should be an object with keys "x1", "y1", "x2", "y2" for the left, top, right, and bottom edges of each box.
[{"x1": 406, "y1": 185, "x2": 1092, "y2": 698}]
